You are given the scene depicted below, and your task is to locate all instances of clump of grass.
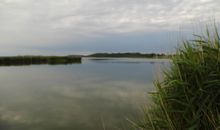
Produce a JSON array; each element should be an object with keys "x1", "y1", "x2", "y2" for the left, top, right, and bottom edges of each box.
[{"x1": 139, "y1": 25, "x2": 220, "y2": 130}]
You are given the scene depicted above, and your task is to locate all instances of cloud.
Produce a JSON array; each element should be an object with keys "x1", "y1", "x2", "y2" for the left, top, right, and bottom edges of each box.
[{"x1": 0, "y1": 0, "x2": 219, "y2": 55}]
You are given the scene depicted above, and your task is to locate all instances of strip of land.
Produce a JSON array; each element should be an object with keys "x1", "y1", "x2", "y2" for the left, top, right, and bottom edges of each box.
[{"x1": 0, "y1": 56, "x2": 81, "y2": 66}]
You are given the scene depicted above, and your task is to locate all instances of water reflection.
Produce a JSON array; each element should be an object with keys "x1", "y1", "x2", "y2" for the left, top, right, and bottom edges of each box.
[{"x1": 0, "y1": 58, "x2": 169, "y2": 130}]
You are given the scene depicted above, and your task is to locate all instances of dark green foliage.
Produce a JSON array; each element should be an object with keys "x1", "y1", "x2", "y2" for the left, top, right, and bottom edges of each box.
[
  {"x1": 139, "y1": 25, "x2": 220, "y2": 130},
  {"x1": 88, "y1": 53, "x2": 172, "y2": 58},
  {"x1": 0, "y1": 56, "x2": 81, "y2": 66}
]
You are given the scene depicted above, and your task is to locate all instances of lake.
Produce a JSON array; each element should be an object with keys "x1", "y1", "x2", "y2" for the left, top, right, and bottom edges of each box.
[{"x1": 0, "y1": 58, "x2": 169, "y2": 130}]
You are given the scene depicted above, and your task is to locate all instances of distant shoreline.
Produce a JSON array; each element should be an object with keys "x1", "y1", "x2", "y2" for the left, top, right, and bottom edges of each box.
[
  {"x1": 85, "y1": 53, "x2": 173, "y2": 59},
  {"x1": 0, "y1": 53, "x2": 172, "y2": 66}
]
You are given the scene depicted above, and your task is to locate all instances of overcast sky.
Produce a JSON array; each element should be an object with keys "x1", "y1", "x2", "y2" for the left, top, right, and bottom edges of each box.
[{"x1": 0, "y1": 0, "x2": 219, "y2": 55}]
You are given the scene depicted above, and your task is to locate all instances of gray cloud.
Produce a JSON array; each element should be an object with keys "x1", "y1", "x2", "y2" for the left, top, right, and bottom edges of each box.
[{"x1": 0, "y1": 0, "x2": 219, "y2": 55}]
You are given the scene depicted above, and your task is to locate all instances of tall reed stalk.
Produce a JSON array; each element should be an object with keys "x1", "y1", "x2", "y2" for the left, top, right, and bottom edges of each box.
[{"x1": 139, "y1": 25, "x2": 220, "y2": 130}]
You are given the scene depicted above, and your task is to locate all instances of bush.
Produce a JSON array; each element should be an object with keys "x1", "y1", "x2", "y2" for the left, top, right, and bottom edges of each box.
[{"x1": 139, "y1": 25, "x2": 220, "y2": 130}]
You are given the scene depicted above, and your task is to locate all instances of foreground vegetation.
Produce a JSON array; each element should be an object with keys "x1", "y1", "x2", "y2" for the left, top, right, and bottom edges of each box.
[
  {"x1": 88, "y1": 53, "x2": 172, "y2": 59},
  {"x1": 0, "y1": 56, "x2": 81, "y2": 66},
  {"x1": 138, "y1": 25, "x2": 220, "y2": 130}
]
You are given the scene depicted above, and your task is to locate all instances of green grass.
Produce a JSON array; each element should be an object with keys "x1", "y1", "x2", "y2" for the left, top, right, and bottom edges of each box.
[{"x1": 137, "y1": 24, "x2": 220, "y2": 130}]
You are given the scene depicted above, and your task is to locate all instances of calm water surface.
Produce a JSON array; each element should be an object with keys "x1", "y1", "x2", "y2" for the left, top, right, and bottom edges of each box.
[{"x1": 0, "y1": 58, "x2": 169, "y2": 130}]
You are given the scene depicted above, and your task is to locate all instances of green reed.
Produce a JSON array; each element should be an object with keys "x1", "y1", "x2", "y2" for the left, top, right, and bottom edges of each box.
[{"x1": 138, "y1": 25, "x2": 220, "y2": 130}]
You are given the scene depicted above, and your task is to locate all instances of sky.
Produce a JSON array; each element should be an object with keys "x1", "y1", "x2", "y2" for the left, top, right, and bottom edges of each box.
[{"x1": 0, "y1": 0, "x2": 219, "y2": 55}]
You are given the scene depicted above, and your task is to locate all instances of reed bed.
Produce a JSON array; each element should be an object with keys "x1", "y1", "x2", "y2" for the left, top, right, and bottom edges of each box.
[
  {"x1": 0, "y1": 56, "x2": 81, "y2": 66},
  {"x1": 138, "y1": 25, "x2": 220, "y2": 130}
]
